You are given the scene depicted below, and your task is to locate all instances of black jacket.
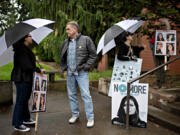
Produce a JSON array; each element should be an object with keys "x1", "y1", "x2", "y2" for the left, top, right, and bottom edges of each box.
[
  {"x1": 117, "y1": 43, "x2": 144, "y2": 61},
  {"x1": 60, "y1": 33, "x2": 97, "y2": 72},
  {"x1": 11, "y1": 43, "x2": 40, "y2": 83}
]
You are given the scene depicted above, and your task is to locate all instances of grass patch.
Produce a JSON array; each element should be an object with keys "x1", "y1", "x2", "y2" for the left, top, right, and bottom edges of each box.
[
  {"x1": 89, "y1": 69, "x2": 112, "y2": 81},
  {"x1": 0, "y1": 62, "x2": 112, "y2": 81},
  {"x1": 0, "y1": 62, "x2": 61, "y2": 80},
  {"x1": 0, "y1": 63, "x2": 13, "y2": 80}
]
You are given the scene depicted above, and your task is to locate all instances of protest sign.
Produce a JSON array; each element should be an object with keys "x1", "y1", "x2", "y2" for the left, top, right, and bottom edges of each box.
[
  {"x1": 112, "y1": 82, "x2": 148, "y2": 128},
  {"x1": 155, "y1": 30, "x2": 177, "y2": 56},
  {"x1": 31, "y1": 72, "x2": 47, "y2": 112},
  {"x1": 108, "y1": 56, "x2": 142, "y2": 96}
]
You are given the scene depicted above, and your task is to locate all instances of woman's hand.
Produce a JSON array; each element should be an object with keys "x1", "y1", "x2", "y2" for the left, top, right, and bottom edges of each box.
[
  {"x1": 40, "y1": 69, "x2": 46, "y2": 74},
  {"x1": 131, "y1": 55, "x2": 137, "y2": 61}
]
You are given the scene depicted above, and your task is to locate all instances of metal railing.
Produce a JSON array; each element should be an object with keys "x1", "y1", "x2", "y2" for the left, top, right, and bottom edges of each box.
[{"x1": 125, "y1": 56, "x2": 180, "y2": 129}]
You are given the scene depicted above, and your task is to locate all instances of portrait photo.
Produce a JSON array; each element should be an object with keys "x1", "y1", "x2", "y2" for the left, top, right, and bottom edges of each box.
[
  {"x1": 156, "y1": 32, "x2": 165, "y2": 41},
  {"x1": 112, "y1": 96, "x2": 146, "y2": 128},
  {"x1": 155, "y1": 42, "x2": 165, "y2": 55},
  {"x1": 166, "y1": 43, "x2": 176, "y2": 56},
  {"x1": 34, "y1": 77, "x2": 40, "y2": 91},
  {"x1": 39, "y1": 94, "x2": 46, "y2": 111},
  {"x1": 41, "y1": 80, "x2": 47, "y2": 91},
  {"x1": 166, "y1": 33, "x2": 175, "y2": 41},
  {"x1": 32, "y1": 92, "x2": 39, "y2": 111}
]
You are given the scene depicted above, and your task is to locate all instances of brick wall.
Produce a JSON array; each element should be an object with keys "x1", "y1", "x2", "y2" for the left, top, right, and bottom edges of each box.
[{"x1": 140, "y1": 35, "x2": 155, "y2": 71}]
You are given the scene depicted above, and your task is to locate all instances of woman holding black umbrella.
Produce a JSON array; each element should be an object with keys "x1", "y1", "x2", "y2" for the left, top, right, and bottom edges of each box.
[
  {"x1": 11, "y1": 34, "x2": 45, "y2": 132},
  {"x1": 116, "y1": 32, "x2": 144, "y2": 61}
]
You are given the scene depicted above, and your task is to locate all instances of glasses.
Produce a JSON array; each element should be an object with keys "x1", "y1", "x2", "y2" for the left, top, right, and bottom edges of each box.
[{"x1": 28, "y1": 35, "x2": 32, "y2": 37}]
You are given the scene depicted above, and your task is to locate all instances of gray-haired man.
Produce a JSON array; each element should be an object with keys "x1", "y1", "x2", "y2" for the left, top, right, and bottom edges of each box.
[{"x1": 60, "y1": 21, "x2": 96, "y2": 128}]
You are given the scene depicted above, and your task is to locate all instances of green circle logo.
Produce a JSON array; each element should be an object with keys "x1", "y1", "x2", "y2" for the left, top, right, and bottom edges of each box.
[{"x1": 119, "y1": 84, "x2": 127, "y2": 92}]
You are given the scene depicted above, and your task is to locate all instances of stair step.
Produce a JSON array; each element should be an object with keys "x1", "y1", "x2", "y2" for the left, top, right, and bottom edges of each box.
[
  {"x1": 162, "y1": 88, "x2": 180, "y2": 101},
  {"x1": 158, "y1": 102, "x2": 180, "y2": 117},
  {"x1": 149, "y1": 88, "x2": 177, "y2": 104},
  {"x1": 148, "y1": 105, "x2": 180, "y2": 133}
]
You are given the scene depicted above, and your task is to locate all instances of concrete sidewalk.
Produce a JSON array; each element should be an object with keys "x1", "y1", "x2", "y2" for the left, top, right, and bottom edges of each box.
[{"x1": 0, "y1": 87, "x2": 178, "y2": 135}]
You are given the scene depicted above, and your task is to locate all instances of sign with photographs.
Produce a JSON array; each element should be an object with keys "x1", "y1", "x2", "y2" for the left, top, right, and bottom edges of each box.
[
  {"x1": 31, "y1": 72, "x2": 47, "y2": 112},
  {"x1": 155, "y1": 30, "x2": 177, "y2": 56},
  {"x1": 111, "y1": 82, "x2": 149, "y2": 128},
  {"x1": 108, "y1": 56, "x2": 142, "y2": 96}
]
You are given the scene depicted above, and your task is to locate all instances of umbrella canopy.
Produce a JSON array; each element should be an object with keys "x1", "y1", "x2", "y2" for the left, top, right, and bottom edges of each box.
[
  {"x1": 0, "y1": 18, "x2": 55, "y2": 67},
  {"x1": 0, "y1": 18, "x2": 55, "y2": 56},
  {"x1": 0, "y1": 26, "x2": 54, "y2": 67},
  {"x1": 97, "y1": 19, "x2": 144, "y2": 55}
]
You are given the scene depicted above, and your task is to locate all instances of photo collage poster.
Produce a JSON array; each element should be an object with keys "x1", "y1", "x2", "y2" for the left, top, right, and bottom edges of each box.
[
  {"x1": 112, "y1": 82, "x2": 149, "y2": 128},
  {"x1": 108, "y1": 56, "x2": 142, "y2": 97},
  {"x1": 155, "y1": 30, "x2": 177, "y2": 56},
  {"x1": 31, "y1": 72, "x2": 48, "y2": 112}
]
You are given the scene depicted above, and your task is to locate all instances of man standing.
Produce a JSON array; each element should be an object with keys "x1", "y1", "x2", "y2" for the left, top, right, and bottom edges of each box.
[{"x1": 60, "y1": 21, "x2": 96, "y2": 128}]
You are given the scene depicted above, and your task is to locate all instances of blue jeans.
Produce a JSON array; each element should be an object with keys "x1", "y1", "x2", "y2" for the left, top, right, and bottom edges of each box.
[
  {"x1": 12, "y1": 82, "x2": 32, "y2": 126},
  {"x1": 67, "y1": 71, "x2": 94, "y2": 120}
]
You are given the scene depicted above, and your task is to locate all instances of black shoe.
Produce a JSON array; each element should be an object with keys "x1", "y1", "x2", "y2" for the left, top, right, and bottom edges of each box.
[
  {"x1": 23, "y1": 118, "x2": 36, "y2": 125},
  {"x1": 14, "y1": 124, "x2": 30, "y2": 132}
]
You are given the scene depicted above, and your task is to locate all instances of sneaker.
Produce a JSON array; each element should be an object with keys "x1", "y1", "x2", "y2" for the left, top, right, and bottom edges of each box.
[
  {"x1": 69, "y1": 116, "x2": 79, "y2": 124},
  {"x1": 112, "y1": 120, "x2": 124, "y2": 126},
  {"x1": 87, "y1": 120, "x2": 94, "y2": 128},
  {"x1": 14, "y1": 124, "x2": 30, "y2": 132},
  {"x1": 23, "y1": 118, "x2": 36, "y2": 125}
]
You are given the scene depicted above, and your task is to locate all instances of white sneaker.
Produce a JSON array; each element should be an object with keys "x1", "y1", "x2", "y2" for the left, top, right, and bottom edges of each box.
[
  {"x1": 23, "y1": 118, "x2": 36, "y2": 125},
  {"x1": 14, "y1": 124, "x2": 30, "y2": 132},
  {"x1": 69, "y1": 116, "x2": 79, "y2": 124},
  {"x1": 87, "y1": 120, "x2": 94, "y2": 128}
]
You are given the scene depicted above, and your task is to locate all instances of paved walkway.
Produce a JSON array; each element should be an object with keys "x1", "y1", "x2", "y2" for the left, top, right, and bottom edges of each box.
[{"x1": 0, "y1": 85, "x2": 178, "y2": 135}]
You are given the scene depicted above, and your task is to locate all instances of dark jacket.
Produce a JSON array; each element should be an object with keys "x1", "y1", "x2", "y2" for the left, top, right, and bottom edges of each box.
[
  {"x1": 117, "y1": 43, "x2": 144, "y2": 61},
  {"x1": 60, "y1": 34, "x2": 97, "y2": 72},
  {"x1": 11, "y1": 43, "x2": 40, "y2": 83}
]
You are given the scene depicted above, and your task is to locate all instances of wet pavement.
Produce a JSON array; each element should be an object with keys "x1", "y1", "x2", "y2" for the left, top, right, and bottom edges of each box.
[{"x1": 0, "y1": 83, "x2": 178, "y2": 135}]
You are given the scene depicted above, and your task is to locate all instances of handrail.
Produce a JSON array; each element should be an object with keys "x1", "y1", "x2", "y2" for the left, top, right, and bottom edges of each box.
[{"x1": 125, "y1": 55, "x2": 180, "y2": 129}]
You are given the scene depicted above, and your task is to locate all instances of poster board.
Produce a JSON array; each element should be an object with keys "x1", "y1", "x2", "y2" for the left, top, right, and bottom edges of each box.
[
  {"x1": 108, "y1": 56, "x2": 142, "y2": 96},
  {"x1": 112, "y1": 82, "x2": 149, "y2": 128},
  {"x1": 155, "y1": 30, "x2": 177, "y2": 56},
  {"x1": 31, "y1": 72, "x2": 48, "y2": 112}
]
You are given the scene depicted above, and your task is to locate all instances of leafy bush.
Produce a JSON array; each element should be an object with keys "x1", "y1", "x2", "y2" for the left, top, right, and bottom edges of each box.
[{"x1": 36, "y1": 34, "x2": 62, "y2": 63}]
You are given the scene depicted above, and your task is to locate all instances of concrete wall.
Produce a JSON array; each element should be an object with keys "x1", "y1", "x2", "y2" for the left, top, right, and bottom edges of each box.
[{"x1": 0, "y1": 81, "x2": 13, "y2": 106}]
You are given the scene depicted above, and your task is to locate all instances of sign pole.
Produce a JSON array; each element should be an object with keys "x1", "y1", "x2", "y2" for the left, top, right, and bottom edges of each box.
[
  {"x1": 35, "y1": 112, "x2": 39, "y2": 132},
  {"x1": 164, "y1": 56, "x2": 167, "y2": 70}
]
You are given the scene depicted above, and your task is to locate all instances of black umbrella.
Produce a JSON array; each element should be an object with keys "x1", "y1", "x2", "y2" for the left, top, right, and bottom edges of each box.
[
  {"x1": 0, "y1": 18, "x2": 55, "y2": 56},
  {"x1": 97, "y1": 18, "x2": 144, "y2": 55}
]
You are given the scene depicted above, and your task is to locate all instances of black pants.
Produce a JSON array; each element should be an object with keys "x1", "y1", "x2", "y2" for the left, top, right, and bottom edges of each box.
[
  {"x1": 12, "y1": 82, "x2": 32, "y2": 126},
  {"x1": 153, "y1": 56, "x2": 166, "y2": 87}
]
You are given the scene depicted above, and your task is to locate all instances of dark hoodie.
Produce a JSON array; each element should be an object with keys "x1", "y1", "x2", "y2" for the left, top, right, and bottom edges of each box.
[{"x1": 11, "y1": 42, "x2": 40, "y2": 83}]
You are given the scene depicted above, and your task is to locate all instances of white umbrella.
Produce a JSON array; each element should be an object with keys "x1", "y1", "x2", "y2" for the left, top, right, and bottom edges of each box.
[
  {"x1": 0, "y1": 18, "x2": 55, "y2": 56},
  {"x1": 97, "y1": 19, "x2": 144, "y2": 55},
  {"x1": 0, "y1": 25, "x2": 54, "y2": 67}
]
